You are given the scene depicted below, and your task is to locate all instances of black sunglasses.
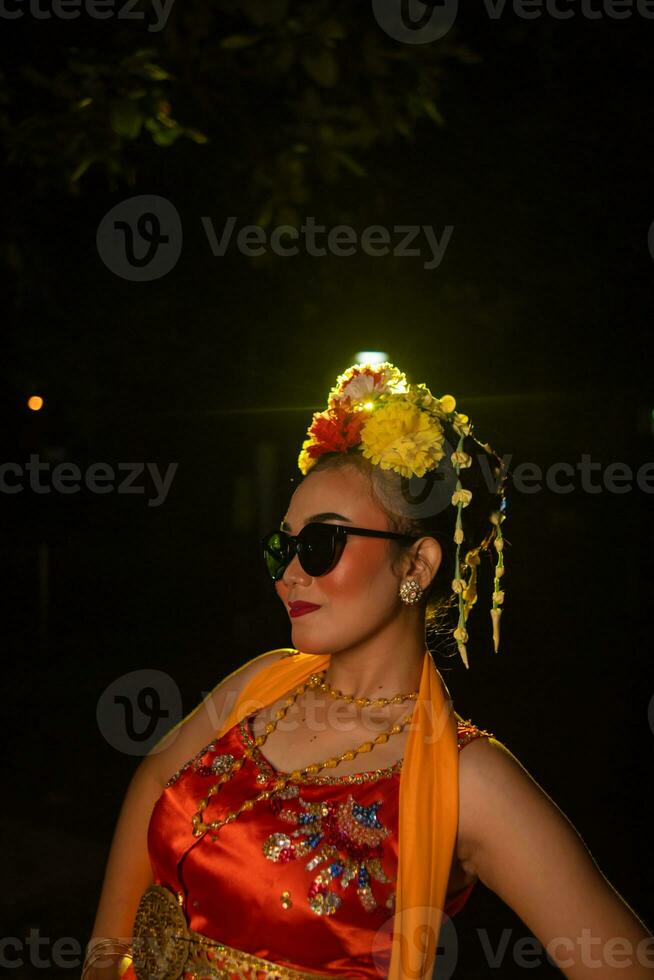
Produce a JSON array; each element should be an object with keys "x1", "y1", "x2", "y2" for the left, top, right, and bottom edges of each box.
[{"x1": 261, "y1": 522, "x2": 422, "y2": 581}]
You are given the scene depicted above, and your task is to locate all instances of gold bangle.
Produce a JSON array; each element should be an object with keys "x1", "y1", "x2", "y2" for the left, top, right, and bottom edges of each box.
[{"x1": 81, "y1": 938, "x2": 132, "y2": 979}]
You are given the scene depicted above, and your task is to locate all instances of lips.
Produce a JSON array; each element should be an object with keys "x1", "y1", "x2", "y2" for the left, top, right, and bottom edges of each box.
[{"x1": 289, "y1": 601, "x2": 321, "y2": 618}]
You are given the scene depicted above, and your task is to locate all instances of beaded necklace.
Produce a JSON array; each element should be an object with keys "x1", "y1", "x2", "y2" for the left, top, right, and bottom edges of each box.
[
  {"x1": 306, "y1": 671, "x2": 419, "y2": 707},
  {"x1": 191, "y1": 670, "x2": 414, "y2": 840}
]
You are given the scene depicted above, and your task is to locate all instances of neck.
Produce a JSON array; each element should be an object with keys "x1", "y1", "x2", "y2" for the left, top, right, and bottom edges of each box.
[{"x1": 320, "y1": 625, "x2": 427, "y2": 700}]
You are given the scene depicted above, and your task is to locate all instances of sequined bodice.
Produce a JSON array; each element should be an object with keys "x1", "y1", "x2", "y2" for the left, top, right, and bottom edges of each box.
[{"x1": 145, "y1": 712, "x2": 493, "y2": 980}]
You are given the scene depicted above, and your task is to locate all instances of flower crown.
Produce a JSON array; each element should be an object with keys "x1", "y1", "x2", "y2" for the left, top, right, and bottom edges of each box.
[{"x1": 297, "y1": 361, "x2": 508, "y2": 668}]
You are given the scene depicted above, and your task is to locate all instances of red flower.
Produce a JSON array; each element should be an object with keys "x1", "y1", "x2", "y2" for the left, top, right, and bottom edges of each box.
[{"x1": 305, "y1": 405, "x2": 367, "y2": 460}]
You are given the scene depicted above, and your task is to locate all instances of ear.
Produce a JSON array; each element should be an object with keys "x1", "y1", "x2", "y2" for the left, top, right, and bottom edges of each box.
[{"x1": 400, "y1": 536, "x2": 443, "y2": 590}]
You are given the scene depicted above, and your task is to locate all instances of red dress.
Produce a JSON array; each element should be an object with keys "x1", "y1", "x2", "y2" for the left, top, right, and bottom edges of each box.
[{"x1": 127, "y1": 711, "x2": 493, "y2": 980}]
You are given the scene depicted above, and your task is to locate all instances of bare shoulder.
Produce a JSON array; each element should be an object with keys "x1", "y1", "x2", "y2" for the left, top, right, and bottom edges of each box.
[
  {"x1": 457, "y1": 733, "x2": 579, "y2": 883},
  {"x1": 145, "y1": 647, "x2": 294, "y2": 788},
  {"x1": 456, "y1": 734, "x2": 534, "y2": 872}
]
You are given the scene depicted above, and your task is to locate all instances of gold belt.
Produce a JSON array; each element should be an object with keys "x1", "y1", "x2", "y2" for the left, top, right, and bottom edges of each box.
[{"x1": 132, "y1": 884, "x2": 337, "y2": 980}]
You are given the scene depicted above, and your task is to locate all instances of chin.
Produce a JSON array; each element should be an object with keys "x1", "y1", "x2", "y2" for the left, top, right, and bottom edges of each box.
[{"x1": 290, "y1": 627, "x2": 331, "y2": 656}]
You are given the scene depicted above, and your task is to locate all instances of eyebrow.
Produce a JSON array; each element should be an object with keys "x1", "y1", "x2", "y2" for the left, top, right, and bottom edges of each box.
[{"x1": 280, "y1": 512, "x2": 354, "y2": 532}]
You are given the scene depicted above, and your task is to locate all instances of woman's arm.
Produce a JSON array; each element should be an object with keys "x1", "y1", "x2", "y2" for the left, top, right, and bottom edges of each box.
[
  {"x1": 457, "y1": 737, "x2": 654, "y2": 979},
  {"x1": 83, "y1": 648, "x2": 290, "y2": 978}
]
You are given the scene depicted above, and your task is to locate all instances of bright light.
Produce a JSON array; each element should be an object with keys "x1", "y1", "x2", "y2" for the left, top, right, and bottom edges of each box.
[
  {"x1": 27, "y1": 395, "x2": 44, "y2": 411},
  {"x1": 354, "y1": 350, "x2": 388, "y2": 365}
]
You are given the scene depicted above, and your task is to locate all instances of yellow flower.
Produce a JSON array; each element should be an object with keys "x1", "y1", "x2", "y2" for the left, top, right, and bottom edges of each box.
[
  {"x1": 439, "y1": 394, "x2": 456, "y2": 414},
  {"x1": 453, "y1": 625, "x2": 468, "y2": 643},
  {"x1": 490, "y1": 607, "x2": 502, "y2": 653},
  {"x1": 451, "y1": 450, "x2": 472, "y2": 469},
  {"x1": 359, "y1": 399, "x2": 446, "y2": 479},
  {"x1": 298, "y1": 439, "x2": 318, "y2": 476},
  {"x1": 463, "y1": 574, "x2": 478, "y2": 618},
  {"x1": 492, "y1": 590, "x2": 505, "y2": 605},
  {"x1": 452, "y1": 578, "x2": 466, "y2": 594},
  {"x1": 451, "y1": 488, "x2": 473, "y2": 507},
  {"x1": 452, "y1": 412, "x2": 471, "y2": 437},
  {"x1": 457, "y1": 642, "x2": 470, "y2": 669},
  {"x1": 328, "y1": 362, "x2": 407, "y2": 408}
]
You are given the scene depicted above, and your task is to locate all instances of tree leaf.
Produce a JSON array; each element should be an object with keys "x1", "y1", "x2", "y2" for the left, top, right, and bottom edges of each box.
[
  {"x1": 334, "y1": 150, "x2": 366, "y2": 178},
  {"x1": 110, "y1": 101, "x2": 144, "y2": 140},
  {"x1": 140, "y1": 62, "x2": 173, "y2": 81},
  {"x1": 185, "y1": 128, "x2": 209, "y2": 144},
  {"x1": 301, "y1": 50, "x2": 338, "y2": 88},
  {"x1": 243, "y1": 0, "x2": 288, "y2": 26},
  {"x1": 151, "y1": 125, "x2": 181, "y2": 146},
  {"x1": 423, "y1": 98, "x2": 445, "y2": 126},
  {"x1": 70, "y1": 156, "x2": 95, "y2": 183},
  {"x1": 219, "y1": 33, "x2": 263, "y2": 49}
]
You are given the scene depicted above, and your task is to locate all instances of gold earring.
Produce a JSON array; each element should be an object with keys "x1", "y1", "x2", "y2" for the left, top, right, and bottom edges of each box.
[{"x1": 399, "y1": 579, "x2": 424, "y2": 605}]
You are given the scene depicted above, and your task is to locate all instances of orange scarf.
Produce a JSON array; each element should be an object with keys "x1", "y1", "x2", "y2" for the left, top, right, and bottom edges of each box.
[{"x1": 216, "y1": 648, "x2": 459, "y2": 980}]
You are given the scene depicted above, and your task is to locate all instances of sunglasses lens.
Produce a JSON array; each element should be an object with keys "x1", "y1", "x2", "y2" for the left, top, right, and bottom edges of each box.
[
  {"x1": 263, "y1": 531, "x2": 289, "y2": 581},
  {"x1": 262, "y1": 525, "x2": 345, "y2": 580},
  {"x1": 298, "y1": 524, "x2": 338, "y2": 576}
]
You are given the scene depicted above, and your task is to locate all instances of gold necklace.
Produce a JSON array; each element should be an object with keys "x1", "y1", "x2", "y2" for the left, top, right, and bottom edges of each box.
[
  {"x1": 306, "y1": 671, "x2": 419, "y2": 708},
  {"x1": 191, "y1": 670, "x2": 414, "y2": 840}
]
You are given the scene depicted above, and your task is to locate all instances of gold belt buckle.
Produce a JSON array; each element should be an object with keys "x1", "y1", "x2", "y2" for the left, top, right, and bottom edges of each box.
[{"x1": 132, "y1": 884, "x2": 190, "y2": 980}]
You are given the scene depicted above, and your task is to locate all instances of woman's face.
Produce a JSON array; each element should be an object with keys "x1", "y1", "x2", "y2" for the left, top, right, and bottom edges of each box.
[{"x1": 274, "y1": 464, "x2": 409, "y2": 655}]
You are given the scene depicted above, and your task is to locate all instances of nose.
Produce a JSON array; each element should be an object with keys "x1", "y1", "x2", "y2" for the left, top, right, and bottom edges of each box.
[{"x1": 282, "y1": 551, "x2": 311, "y2": 588}]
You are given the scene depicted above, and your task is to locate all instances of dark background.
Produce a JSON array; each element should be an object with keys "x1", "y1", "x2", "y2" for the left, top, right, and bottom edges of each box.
[{"x1": 1, "y1": 1, "x2": 653, "y2": 977}]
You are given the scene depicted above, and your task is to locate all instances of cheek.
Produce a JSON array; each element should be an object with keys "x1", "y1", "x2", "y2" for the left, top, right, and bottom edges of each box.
[{"x1": 319, "y1": 540, "x2": 393, "y2": 598}]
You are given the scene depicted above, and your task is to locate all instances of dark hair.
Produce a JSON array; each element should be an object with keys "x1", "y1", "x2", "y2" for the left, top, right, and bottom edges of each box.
[{"x1": 301, "y1": 423, "x2": 507, "y2": 652}]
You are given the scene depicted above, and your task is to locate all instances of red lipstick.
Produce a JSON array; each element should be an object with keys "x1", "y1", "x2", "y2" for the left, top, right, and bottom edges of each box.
[{"x1": 289, "y1": 601, "x2": 321, "y2": 618}]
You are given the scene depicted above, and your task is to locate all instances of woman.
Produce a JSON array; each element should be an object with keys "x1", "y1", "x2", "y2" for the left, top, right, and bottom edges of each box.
[{"x1": 83, "y1": 362, "x2": 653, "y2": 980}]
